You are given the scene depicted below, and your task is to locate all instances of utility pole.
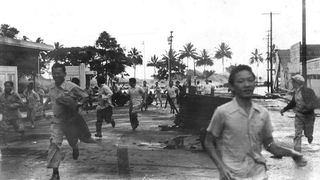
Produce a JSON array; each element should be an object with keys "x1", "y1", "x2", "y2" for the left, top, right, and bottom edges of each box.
[
  {"x1": 302, "y1": 0, "x2": 307, "y2": 84},
  {"x1": 142, "y1": 41, "x2": 146, "y2": 80},
  {"x1": 269, "y1": 12, "x2": 274, "y2": 93},
  {"x1": 266, "y1": 32, "x2": 270, "y2": 93},
  {"x1": 167, "y1": 31, "x2": 173, "y2": 81},
  {"x1": 263, "y1": 12, "x2": 279, "y2": 93}
]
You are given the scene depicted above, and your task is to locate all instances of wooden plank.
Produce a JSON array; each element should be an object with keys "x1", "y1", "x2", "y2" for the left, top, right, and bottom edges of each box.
[{"x1": 117, "y1": 145, "x2": 130, "y2": 178}]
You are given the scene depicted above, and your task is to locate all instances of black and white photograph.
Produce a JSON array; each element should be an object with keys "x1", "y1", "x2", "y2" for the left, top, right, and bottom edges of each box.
[{"x1": 1, "y1": 0, "x2": 320, "y2": 179}]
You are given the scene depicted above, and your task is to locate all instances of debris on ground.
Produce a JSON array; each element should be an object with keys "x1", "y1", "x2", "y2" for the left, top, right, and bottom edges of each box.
[{"x1": 158, "y1": 125, "x2": 179, "y2": 131}]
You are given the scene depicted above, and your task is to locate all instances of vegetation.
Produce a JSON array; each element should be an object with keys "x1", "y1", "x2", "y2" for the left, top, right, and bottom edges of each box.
[
  {"x1": 127, "y1": 47, "x2": 143, "y2": 78},
  {"x1": 147, "y1": 55, "x2": 159, "y2": 77},
  {"x1": 249, "y1": 49, "x2": 264, "y2": 79},
  {"x1": 214, "y1": 42, "x2": 232, "y2": 73},
  {"x1": 196, "y1": 49, "x2": 213, "y2": 72},
  {"x1": 0, "y1": 24, "x2": 238, "y2": 82},
  {"x1": 0, "y1": 24, "x2": 19, "y2": 38},
  {"x1": 179, "y1": 42, "x2": 198, "y2": 76}
]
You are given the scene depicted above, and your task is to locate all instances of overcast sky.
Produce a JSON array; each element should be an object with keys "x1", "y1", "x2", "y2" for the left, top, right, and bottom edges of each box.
[{"x1": 2, "y1": 0, "x2": 320, "y2": 79}]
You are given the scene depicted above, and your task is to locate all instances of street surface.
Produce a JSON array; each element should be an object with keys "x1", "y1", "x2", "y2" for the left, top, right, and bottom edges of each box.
[{"x1": 1, "y1": 97, "x2": 320, "y2": 180}]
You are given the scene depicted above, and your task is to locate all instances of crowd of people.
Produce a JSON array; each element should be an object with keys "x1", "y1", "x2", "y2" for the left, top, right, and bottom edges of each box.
[{"x1": 0, "y1": 63, "x2": 317, "y2": 180}]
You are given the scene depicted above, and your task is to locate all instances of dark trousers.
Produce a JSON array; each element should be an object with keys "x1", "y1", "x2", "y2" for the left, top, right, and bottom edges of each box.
[
  {"x1": 294, "y1": 113, "x2": 315, "y2": 152},
  {"x1": 96, "y1": 106, "x2": 113, "y2": 134}
]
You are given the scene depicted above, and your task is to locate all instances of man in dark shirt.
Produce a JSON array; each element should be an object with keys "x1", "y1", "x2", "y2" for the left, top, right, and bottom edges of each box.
[{"x1": 281, "y1": 74, "x2": 318, "y2": 152}]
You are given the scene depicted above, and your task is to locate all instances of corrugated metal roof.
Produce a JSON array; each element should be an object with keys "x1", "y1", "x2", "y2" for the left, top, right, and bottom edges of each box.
[{"x1": 0, "y1": 37, "x2": 54, "y2": 51}]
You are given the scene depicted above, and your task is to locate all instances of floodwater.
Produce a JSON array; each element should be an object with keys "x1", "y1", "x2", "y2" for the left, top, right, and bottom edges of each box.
[
  {"x1": 1, "y1": 97, "x2": 320, "y2": 179},
  {"x1": 258, "y1": 99, "x2": 320, "y2": 180}
]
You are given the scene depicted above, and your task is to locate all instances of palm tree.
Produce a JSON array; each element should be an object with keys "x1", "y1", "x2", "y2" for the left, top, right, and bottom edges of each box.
[
  {"x1": 22, "y1": 36, "x2": 29, "y2": 41},
  {"x1": 214, "y1": 42, "x2": 232, "y2": 73},
  {"x1": 54, "y1": 42, "x2": 63, "y2": 49},
  {"x1": 249, "y1": 49, "x2": 264, "y2": 80},
  {"x1": 36, "y1": 37, "x2": 44, "y2": 43},
  {"x1": 128, "y1": 47, "x2": 143, "y2": 78},
  {"x1": 179, "y1": 42, "x2": 198, "y2": 76},
  {"x1": 147, "y1": 55, "x2": 159, "y2": 77},
  {"x1": 161, "y1": 50, "x2": 181, "y2": 79},
  {"x1": 196, "y1": 49, "x2": 213, "y2": 72}
]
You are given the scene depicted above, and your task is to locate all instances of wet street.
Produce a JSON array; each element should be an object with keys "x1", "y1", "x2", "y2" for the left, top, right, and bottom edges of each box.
[{"x1": 1, "y1": 98, "x2": 320, "y2": 180}]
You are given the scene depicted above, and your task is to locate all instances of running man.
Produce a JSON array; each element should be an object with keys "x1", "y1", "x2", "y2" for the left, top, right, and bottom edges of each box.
[
  {"x1": 205, "y1": 65, "x2": 305, "y2": 180},
  {"x1": 128, "y1": 78, "x2": 145, "y2": 130}
]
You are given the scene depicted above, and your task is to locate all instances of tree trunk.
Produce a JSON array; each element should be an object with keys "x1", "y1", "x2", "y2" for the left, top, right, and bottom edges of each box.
[
  {"x1": 187, "y1": 58, "x2": 189, "y2": 71},
  {"x1": 222, "y1": 57, "x2": 225, "y2": 73},
  {"x1": 194, "y1": 59, "x2": 196, "y2": 85},
  {"x1": 134, "y1": 65, "x2": 136, "y2": 78}
]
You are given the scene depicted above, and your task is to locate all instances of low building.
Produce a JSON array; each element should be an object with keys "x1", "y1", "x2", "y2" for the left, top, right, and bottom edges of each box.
[
  {"x1": 276, "y1": 42, "x2": 320, "y2": 96},
  {"x1": 0, "y1": 37, "x2": 54, "y2": 92}
]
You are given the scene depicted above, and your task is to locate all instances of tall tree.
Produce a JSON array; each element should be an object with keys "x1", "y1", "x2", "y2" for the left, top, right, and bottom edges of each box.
[
  {"x1": 96, "y1": 31, "x2": 118, "y2": 50},
  {"x1": 0, "y1": 24, "x2": 19, "y2": 38},
  {"x1": 179, "y1": 42, "x2": 198, "y2": 75},
  {"x1": 128, "y1": 47, "x2": 143, "y2": 78},
  {"x1": 22, "y1": 36, "x2": 29, "y2": 41},
  {"x1": 249, "y1": 48, "x2": 264, "y2": 79},
  {"x1": 214, "y1": 42, "x2": 232, "y2": 73},
  {"x1": 147, "y1": 55, "x2": 159, "y2": 78},
  {"x1": 36, "y1": 37, "x2": 44, "y2": 43},
  {"x1": 54, "y1": 42, "x2": 63, "y2": 49},
  {"x1": 157, "y1": 50, "x2": 186, "y2": 80},
  {"x1": 196, "y1": 49, "x2": 213, "y2": 72},
  {"x1": 94, "y1": 31, "x2": 129, "y2": 78}
]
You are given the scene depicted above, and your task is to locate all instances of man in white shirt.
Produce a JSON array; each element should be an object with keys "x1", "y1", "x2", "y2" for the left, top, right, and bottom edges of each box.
[
  {"x1": 165, "y1": 80, "x2": 179, "y2": 113},
  {"x1": 128, "y1": 78, "x2": 145, "y2": 130},
  {"x1": 95, "y1": 76, "x2": 115, "y2": 138},
  {"x1": 205, "y1": 65, "x2": 305, "y2": 180},
  {"x1": 203, "y1": 80, "x2": 212, "y2": 95}
]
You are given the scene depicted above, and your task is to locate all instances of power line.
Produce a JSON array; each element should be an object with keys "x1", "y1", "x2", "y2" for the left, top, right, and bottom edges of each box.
[
  {"x1": 263, "y1": 12, "x2": 279, "y2": 93},
  {"x1": 167, "y1": 31, "x2": 173, "y2": 81}
]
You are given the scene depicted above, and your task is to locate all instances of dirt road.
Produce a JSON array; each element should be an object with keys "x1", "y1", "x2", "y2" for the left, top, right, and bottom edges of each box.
[{"x1": 1, "y1": 98, "x2": 320, "y2": 180}]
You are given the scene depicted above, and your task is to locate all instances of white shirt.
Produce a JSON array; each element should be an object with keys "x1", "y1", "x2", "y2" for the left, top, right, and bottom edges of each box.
[
  {"x1": 166, "y1": 86, "x2": 178, "y2": 98},
  {"x1": 203, "y1": 84, "x2": 212, "y2": 95}
]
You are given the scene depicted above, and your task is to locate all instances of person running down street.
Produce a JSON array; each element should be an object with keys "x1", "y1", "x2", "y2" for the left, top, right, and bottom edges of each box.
[{"x1": 205, "y1": 65, "x2": 306, "y2": 180}]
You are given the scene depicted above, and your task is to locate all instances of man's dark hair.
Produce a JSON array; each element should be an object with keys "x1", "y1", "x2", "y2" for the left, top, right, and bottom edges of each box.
[
  {"x1": 52, "y1": 63, "x2": 66, "y2": 73},
  {"x1": 129, "y1": 78, "x2": 136, "y2": 84},
  {"x1": 96, "y1": 76, "x2": 106, "y2": 85},
  {"x1": 4, "y1": 81, "x2": 14, "y2": 87},
  {"x1": 228, "y1": 64, "x2": 255, "y2": 85}
]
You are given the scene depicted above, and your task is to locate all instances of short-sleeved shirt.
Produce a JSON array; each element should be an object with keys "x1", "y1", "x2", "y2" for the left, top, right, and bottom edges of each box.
[
  {"x1": 196, "y1": 84, "x2": 203, "y2": 92},
  {"x1": 155, "y1": 86, "x2": 161, "y2": 94},
  {"x1": 128, "y1": 86, "x2": 144, "y2": 110},
  {"x1": 203, "y1": 84, "x2": 212, "y2": 95},
  {"x1": 96, "y1": 84, "x2": 113, "y2": 110},
  {"x1": 142, "y1": 85, "x2": 149, "y2": 95},
  {"x1": 166, "y1": 86, "x2": 178, "y2": 98},
  {"x1": 0, "y1": 91, "x2": 23, "y2": 120},
  {"x1": 206, "y1": 98, "x2": 273, "y2": 178},
  {"x1": 24, "y1": 89, "x2": 40, "y2": 108},
  {"x1": 48, "y1": 81, "x2": 88, "y2": 122}
]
